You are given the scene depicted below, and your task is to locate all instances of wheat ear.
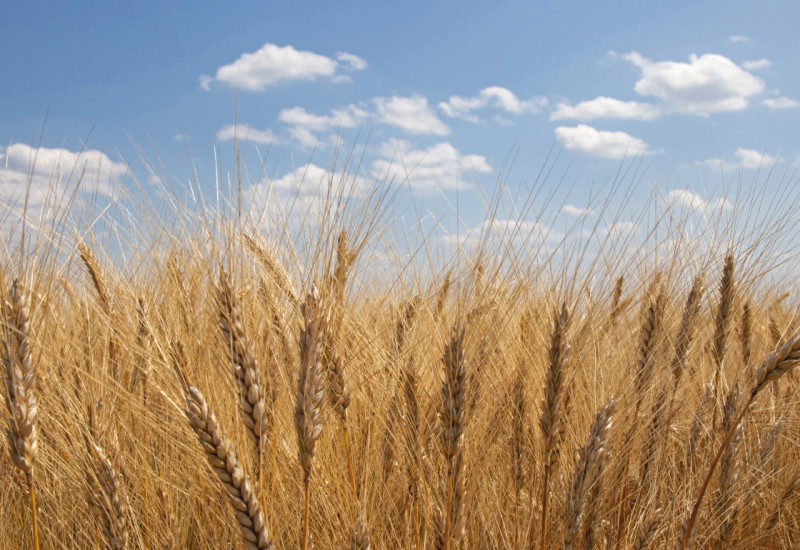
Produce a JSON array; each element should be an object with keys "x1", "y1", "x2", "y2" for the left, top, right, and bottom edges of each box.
[
  {"x1": 678, "y1": 335, "x2": 800, "y2": 550},
  {"x1": 711, "y1": 253, "x2": 735, "y2": 434},
  {"x1": 243, "y1": 234, "x2": 298, "y2": 304},
  {"x1": 537, "y1": 302, "x2": 569, "y2": 550},
  {"x1": 86, "y1": 442, "x2": 128, "y2": 550},
  {"x1": 440, "y1": 323, "x2": 467, "y2": 550},
  {"x1": 350, "y1": 513, "x2": 370, "y2": 549},
  {"x1": 563, "y1": 400, "x2": 615, "y2": 550},
  {"x1": 218, "y1": 269, "x2": 268, "y2": 459},
  {"x1": 2, "y1": 280, "x2": 40, "y2": 550},
  {"x1": 185, "y1": 385, "x2": 273, "y2": 550},
  {"x1": 295, "y1": 285, "x2": 325, "y2": 550}
]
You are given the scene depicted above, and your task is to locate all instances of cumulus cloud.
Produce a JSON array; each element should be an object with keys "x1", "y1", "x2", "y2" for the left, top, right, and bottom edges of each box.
[
  {"x1": 277, "y1": 105, "x2": 369, "y2": 147},
  {"x1": 555, "y1": 52, "x2": 766, "y2": 121},
  {"x1": 216, "y1": 124, "x2": 278, "y2": 144},
  {"x1": 550, "y1": 96, "x2": 660, "y2": 121},
  {"x1": 439, "y1": 86, "x2": 547, "y2": 122},
  {"x1": 742, "y1": 58, "x2": 771, "y2": 70},
  {"x1": 763, "y1": 96, "x2": 800, "y2": 110},
  {"x1": 663, "y1": 189, "x2": 731, "y2": 214},
  {"x1": 561, "y1": 204, "x2": 594, "y2": 216},
  {"x1": 623, "y1": 51, "x2": 764, "y2": 116},
  {"x1": 199, "y1": 43, "x2": 366, "y2": 91},
  {"x1": 554, "y1": 125, "x2": 655, "y2": 159},
  {"x1": 243, "y1": 163, "x2": 371, "y2": 218},
  {"x1": 371, "y1": 139, "x2": 491, "y2": 192},
  {"x1": 1, "y1": 143, "x2": 127, "y2": 207},
  {"x1": 373, "y1": 95, "x2": 450, "y2": 135},
  {"x1": 0, "y1": 143, "x2": 128, "y2": 235}
]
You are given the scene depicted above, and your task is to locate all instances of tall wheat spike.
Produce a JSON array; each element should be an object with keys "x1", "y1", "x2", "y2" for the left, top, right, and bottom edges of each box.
[
  {"x1": 711, "y1": 253, "x2": 735, "y2": 433},
  {"x1": 2, "y1": 280, "x2": 40, "y2": 550},
  {"x1": 218, "y1": 269, "x2": 268, "y2": 458},
  {"x1": 563, "y1": 400, "x2": 615, "y2": 550},
  {"x1": 86, "y1": 442, "x2": 128, "y2": 550},
  {"x1": 185, "y1": 385, "x2": 273, "y2": 550},
  {"x1": 295, "y1": 285, "x2": 325, "y2": 550},
  {"x1": 440, "y1": 323, "x2": 467, "y2": 550},
  {"x1": 538, "y1": 303, "x2": 570, "y2": 550}
]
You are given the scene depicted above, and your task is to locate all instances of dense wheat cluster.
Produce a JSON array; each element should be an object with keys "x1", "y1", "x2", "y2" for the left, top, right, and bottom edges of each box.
[{"x1": 2, "y1": 164, "x2": 800, "y2": 549}]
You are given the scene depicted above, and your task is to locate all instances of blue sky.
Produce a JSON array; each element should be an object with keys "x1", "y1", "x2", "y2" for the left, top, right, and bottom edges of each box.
[{"x1": 3, "y1": 1, "x2": 800, "y2": 255}]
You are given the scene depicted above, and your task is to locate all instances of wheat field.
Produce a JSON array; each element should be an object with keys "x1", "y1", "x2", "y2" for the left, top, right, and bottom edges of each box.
[{"x1": 2, "y1": 161, "x2": 800, "y2": 549}]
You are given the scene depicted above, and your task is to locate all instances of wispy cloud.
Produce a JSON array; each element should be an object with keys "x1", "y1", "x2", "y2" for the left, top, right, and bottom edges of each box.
[
  {"x1": 561, "y1": 204, "x2": 594, "y2": 216},
  {"x1": 439, "y1": 86, "x2": 547, "y2": 122},
  {"x1": 742, "y1": 58, "x2": 771, "y2": 70},
  {"x1": 216, "y1": 123, "x2": 278, "y2": 144},
  {"x1": 550, "y1": 96, "x2": 660, "y2": 121},
  {"x1": 728, "y1": 35, "x2": 751, "y2": 43},
  {"x1": 696, "y1": 148, "x2": 779, "y2": 170},
  {"x1": 763, "y1": 96, "x2": 800, "y2": 110},
  {"x1": 199, "y1": 43, "x2": 366, "y2": 91}
]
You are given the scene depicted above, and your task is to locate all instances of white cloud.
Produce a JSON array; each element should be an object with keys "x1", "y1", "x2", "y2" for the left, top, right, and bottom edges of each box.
[
  {"x1": 277, "y1": 105, "x2": 369, "y2": 147},
  {"x1": 243, "y1": 163, "x2": 371, "y2": 218},
  {"x1": 442, "y1": 218, "x2": 560, "y2": 250},
  {"x1": 623, "y1": 51, "x2": 764, "y2": 115},
  {"x1": 373, "y1": 95, "x2": 450, "y2": 135},
  {"x1": 742, "y1": 58, "x2": 771, "y2": 70},
  {"x1": 336, "y1": 52, "x2": 367, "y2": 71},
  {"x1": 561, "y1": 204, "x2": 594, "y2": 216},
  {"x1": 735, "y1": 148, "x2": 778, "y2": 169},
  {"x1": 599, "y1": 221, "x2": 638, "y2": 239},
  {"x1": 550, "y1": 96, "x2": 660, "y2": 121},
  {"x1": 278, "y1": 105, "x2": 367, "y2": 131},
  {"x1": 1, "y1": 143, "x2": 128, "y2": 225},
  {"x1": 439, "y1": 86, "x2": 547, "y2": 121},
  {"x1": 371, "y1": 139, "x2": 491, "y2": 192},
  {"x1": 763, "y1": 96, "x2": 800, "y2": 110},
  {"x1": 728, "y1": 35, "x2": 750, "y2": 43},
  {"x1": 696, "y1": 148, "x2": 778, "y2": 171},
  {"x1": 199, "y1": 43, "x2": 365, "y2": 91},
  {"x1": 663, "y1": 189, "x2": 731, "y2": 214},
  {"x1": 554, "y1": 124, "x2": 655, "y2": 159},
  {"x1": 216, "y1": 124, "x2": 278, "y2": 144}
]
